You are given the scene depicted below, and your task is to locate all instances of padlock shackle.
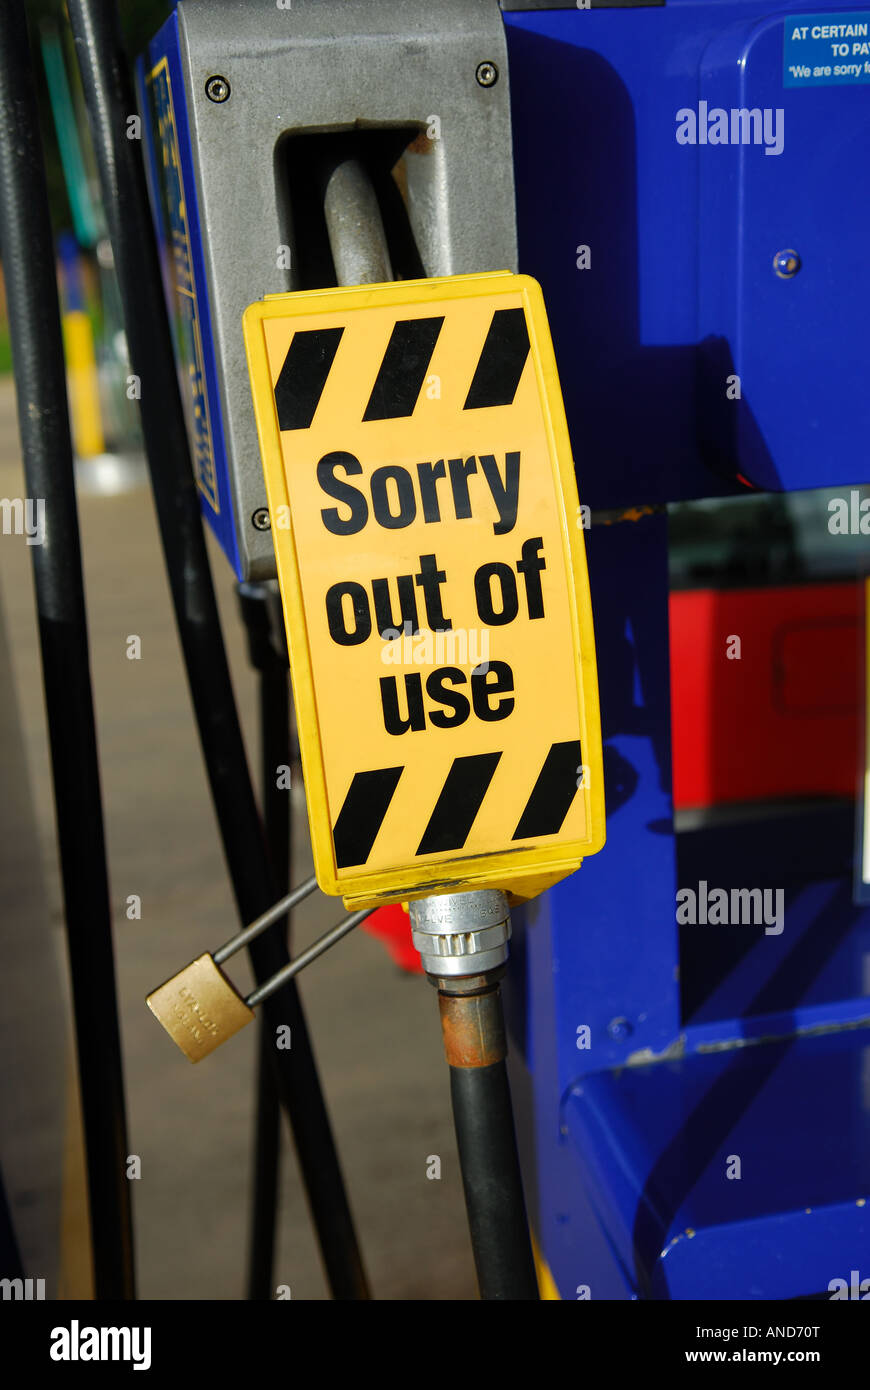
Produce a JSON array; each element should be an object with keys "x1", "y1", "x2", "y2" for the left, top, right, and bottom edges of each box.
[
  {"x1": 246, "y1": 908, "x2": 372, "y2": 1008},
  {"x1": 213, "y1": 873, "x2": 318, "y2": 964}
]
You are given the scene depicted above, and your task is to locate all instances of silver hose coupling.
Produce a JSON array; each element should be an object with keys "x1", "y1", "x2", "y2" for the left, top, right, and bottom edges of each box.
[{"x1": 408, "y1": 890, "x2": 511, "y2": 978}]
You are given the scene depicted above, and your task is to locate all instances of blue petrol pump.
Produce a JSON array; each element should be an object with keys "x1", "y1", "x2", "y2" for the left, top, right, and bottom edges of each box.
[
  {"x1": 135, "y1": 0, "x2": 869, "y2": 1300},
  {"x1": 499, "y1": 2, "x2": 870, "y2": 1299}
]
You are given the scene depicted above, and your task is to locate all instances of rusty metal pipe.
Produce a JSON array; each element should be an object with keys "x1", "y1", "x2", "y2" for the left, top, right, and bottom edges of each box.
[{"x1": 438, "y1": 985, "x2": 506, "y2": 1069}]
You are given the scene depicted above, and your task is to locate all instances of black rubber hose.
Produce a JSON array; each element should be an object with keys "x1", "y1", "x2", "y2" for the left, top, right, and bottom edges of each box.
[
  {"x1": 66, "y1": 0, "x2": 369, "y2": 1300},
  {"x1": 0, "y1": 0, "x2": 135, "y2": 1300},
  {"x1": 249, "y1": 659, "x2": 290, "y2": 1299},
  {"x1": 237, "y1": 584, "x2": 290, "y2": 1302},
  {"x1": 248, "y1": 940, "x2": 283, "y2": 1301},
  {"x1": 449, "y1": 1059, "x2": 540, "y2": 1300}
]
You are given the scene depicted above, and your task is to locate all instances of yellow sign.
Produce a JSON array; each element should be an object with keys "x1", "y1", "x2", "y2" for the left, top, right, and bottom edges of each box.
[{"x1": 244, "y1": 272, "x2": 604, "y2": 908}]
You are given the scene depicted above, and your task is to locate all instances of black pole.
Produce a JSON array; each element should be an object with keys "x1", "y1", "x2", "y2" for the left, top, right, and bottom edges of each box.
[
  {"x1": 238, "y1": 584, "x2": 290, "y2": 1301},
  {"x1": 0, "y1": 0, "x2": 135, "y2": 1300},
  {"x1": 66, "y1": 0, "x2": 369, "y2": 1300}
]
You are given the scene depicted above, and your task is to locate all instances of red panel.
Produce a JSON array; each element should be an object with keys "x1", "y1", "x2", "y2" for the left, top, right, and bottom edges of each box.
[
  {"x1": 669, "y1": 583, "x2": 862, "y2": 809},
  {"x1": 361, "y1": 902, "x2": 421, "y2": 973}
]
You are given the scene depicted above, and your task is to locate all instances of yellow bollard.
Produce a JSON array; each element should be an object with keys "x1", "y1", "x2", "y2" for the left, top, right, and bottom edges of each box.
[{"x1": 62, "y1": 309, "x2": 104, "y2": 457}]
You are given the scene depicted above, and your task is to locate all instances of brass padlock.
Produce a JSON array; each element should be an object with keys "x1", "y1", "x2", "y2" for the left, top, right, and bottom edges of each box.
[
  {"x1": 146, "y1": 876, "x2": 370, "y2": 1062},
  {"x1": 147, "y1": 954, "x2": 254, "y2": 1063}
]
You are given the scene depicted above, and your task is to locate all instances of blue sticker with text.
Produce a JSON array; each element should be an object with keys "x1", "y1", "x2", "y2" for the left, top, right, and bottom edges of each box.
[{"x1": 785, "y1": 12, "x2": 870, "y2": 84}]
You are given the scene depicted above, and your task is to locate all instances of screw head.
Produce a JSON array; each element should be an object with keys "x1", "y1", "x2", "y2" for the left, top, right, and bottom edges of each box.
[
  {"x1": 251, "y1": 508, "x2": 271, "y2": 532},
  {"x1": 773, "y1": 249, "x2": 800, "y2": 279},
  {"x1": 475, "y1": 61, "x2": 498, "y2": 88},
  {"x1": 607, "y1": 1016, "x2": 633, "y2": 1042},
  {"x1": 205, "y1": 75, "x2": 231, "y2": 103}
]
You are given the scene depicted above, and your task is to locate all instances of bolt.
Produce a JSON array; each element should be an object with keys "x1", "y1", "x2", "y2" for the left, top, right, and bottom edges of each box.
[
  {"x1": 251, "y1": 508, "x2": 271, "y2": 532},
  {"x1": 205, "y1": 75, "x2": 231, "y2": 103},
  {"x1": 607, "y1": 1016, "x2": 633, "y2": 1042},
  {"x1": 773, "y1": 249, "x2": 800, "y2": 279},
  {"x1": 475, "y1": 61, "x2": 498, "y2": 88}
]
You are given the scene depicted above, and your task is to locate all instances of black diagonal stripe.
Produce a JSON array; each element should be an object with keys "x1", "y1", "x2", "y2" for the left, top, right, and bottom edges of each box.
[
  {"x1": 362, "y1": 317, "x2": 444, "y2": 421},
  {"x1": 333, "y1": 766, "x2": 403, "y2": 868},
  {"x1": 416, "y1": 753, "x2": 502, "y2": 856},
  {"x1": 463, "y1": 307, "x2": 530, "y2": 411},
  {"x1": 274, "y1": 327, "x2": 344, "y2": 430},
  {"x1": 512, "y1": 740, "x2": 582, "y2": 841}
]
